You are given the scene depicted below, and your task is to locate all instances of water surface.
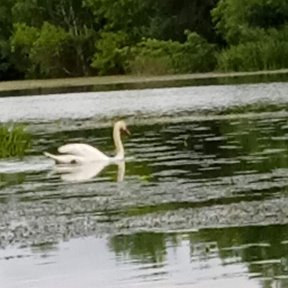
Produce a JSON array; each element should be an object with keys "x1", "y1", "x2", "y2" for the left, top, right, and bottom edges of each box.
[{"x1": 1, "y1": 82, "x2": 288, "y2": 287}]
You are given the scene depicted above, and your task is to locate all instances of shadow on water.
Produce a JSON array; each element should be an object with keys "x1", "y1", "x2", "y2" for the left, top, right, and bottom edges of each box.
[{"x1": 1, "y1": 82, "x2": 288, "y2": 287}]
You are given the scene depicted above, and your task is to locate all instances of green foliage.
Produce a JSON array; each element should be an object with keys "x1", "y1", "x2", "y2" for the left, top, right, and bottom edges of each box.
[
  {"x1": 91, "y1": 32, "x2": 128, "y2": 75},
  {"x1": 30, "y1": 22, "x2": 70, "y2": 78},
  {"x1": 10, "y1": 23, "x2": 39, "y2": 76},
  {"x1": 213, "y1": 0, "x2": 288, "y2": 72},
  {"x1": 9, "y1": 0, "x2": 96, "y2": 78},
  {"x1": 0, "y1": 124, "x2": 31, "y2": 159},
  {"x1": 126, "y1": 32, "x2": 217, "y2": 75},
  {"x1": 11, "y1": 22, "x2": 71, "y2": 78},
  {"x1": 128, "y1": 53, "x2": 173, "y2": 76},
  {"x1": 149, "y1": 0, "x2": 219, "y2": 42},
  {"x1": 109, "y1": 233, "x2": 166, "y2": 263},
  {"x1": 11, "y1": 0, "x2": 42, "y2": 27},
  {"x1": 125, "y1": 39, "x2": 175, "y2": 75},
  {"x1": 85, "y1": 0, "x2": 154, "y2": 41},
  {"x1": 212, "y1": 0, "x2": 249, "y2": 45},
  {"x1": 0, "y1": 0, "x2": 18, "y2": 80},
  {"x1": 180, "y1": 32, "x2": 217, "y2": 72},
  {"x1": 11, "y1": 23, "x2": 39, "y2": 49},
  {"x1": 0, "y1": 40, "x2": 14, "y2": 80},
  {"x1": 3, "y1": 0, "x2": 288, "y2": 78},
  {"x1": 11, "y1": 21, "x2": 95, "y2": 78},
  {"x1": 247, "y1": 0, "x2": 288, "y2": 29},
  {"x1": 217, "y1": 25, "x2": 288, "y2": 71},
  {"x1": 212, "y1": 0, "x2": 288, "y2": 45},
  {"x1": 86, "y1": 0, "x2": 218, "y2": 43}
]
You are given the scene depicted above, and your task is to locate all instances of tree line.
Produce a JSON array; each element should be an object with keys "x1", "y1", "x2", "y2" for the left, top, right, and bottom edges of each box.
[{"x1": 1, "y1": 0, "x2": 288, "y2": 80}]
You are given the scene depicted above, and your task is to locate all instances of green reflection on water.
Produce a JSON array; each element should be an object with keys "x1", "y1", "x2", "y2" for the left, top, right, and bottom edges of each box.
[
  {"x1": 0, "y1": 173, "x2": 25, "y2": 188},
  {"x1": 108, "y1": 224, "x2": 288, "y2": 286},
  {"x1": 109, "y1": 233, "x2": 167, "y2": 263}
]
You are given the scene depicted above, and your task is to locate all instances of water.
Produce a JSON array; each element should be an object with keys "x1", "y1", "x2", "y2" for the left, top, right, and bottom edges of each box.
[{"x1": 1, "y1": 82, "x2": 288, "y2": 287}]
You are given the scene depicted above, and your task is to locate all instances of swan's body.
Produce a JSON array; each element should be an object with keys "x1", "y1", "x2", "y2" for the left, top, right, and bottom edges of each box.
[{"x1": 44, "y1": 120, "x2": 130, "y2": 164}]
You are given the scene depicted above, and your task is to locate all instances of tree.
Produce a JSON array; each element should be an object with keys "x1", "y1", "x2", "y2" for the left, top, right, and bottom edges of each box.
[
  {"x1": 150, "y1": 0, "x2": 219, "y2": 42},
  {"x1": 212, "y1": 0, "x2": 288, "y2": 45},
  {"x1": 0, "y1": 0, "x2": 21, "y2": 80},
  {"x1": 86, "y1": 0, "x2": 219, "y2": 43},
  {"x1": 213, "y1": 0, "x2": 288, "y2": 71},
  {"x1": 10, "y1": 23, "x2": 39, "y2": 77},
  {"x1": 10, "y1": 0, "x2": 97, "y2": 78}
]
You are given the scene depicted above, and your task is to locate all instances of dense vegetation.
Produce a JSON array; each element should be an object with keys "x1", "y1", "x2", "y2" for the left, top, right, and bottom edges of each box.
[
  {"x1": 0, "y1": 124, "x2": 31, "y2": 158},
  {"x1": 1, "y1": 0, "x2": 288, "y2": 80}
]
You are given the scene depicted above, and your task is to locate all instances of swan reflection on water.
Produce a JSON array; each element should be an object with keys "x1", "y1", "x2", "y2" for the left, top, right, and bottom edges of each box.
[{"x1": 53, "y1": 160, "x2": 125, "y2": 182}]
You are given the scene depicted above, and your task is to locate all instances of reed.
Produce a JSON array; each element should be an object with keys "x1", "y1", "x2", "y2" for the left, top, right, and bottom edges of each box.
[
  {"x1": 0, "y1": 124, "x2": 31, "y2": 158},
  {"x1": 217, "y1": 37, "x2": 288, "y2": 71}
]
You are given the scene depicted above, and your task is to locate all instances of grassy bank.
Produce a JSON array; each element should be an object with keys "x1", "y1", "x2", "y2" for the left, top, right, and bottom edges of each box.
[{"x1": 1, "y1": 69, "x2": 288, "y2": 95}]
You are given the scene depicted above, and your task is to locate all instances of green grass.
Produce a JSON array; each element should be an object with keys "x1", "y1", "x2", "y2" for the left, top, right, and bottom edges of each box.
[
  {"x1": 0, "y1": 124, "x2": 31, "y2": 159},
  {"x1": 218, "y1": 39, "x2": 288, "y2": 72}
]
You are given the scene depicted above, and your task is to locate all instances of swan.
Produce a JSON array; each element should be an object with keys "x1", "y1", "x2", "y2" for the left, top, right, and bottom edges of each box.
[{"x1": 44, "y1": 120, "x2": 130, "y2": 164}]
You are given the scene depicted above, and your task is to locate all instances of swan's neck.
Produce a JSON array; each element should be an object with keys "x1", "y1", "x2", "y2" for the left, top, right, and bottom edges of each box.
[{"x1": 113, "y1": 125, "x2": 124, "y2": 159}]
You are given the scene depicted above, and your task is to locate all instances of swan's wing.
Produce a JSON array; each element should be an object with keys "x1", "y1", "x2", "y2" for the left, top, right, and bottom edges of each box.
[{"x1": 58, "y1": 143, "x2": 109, "y2": 160}]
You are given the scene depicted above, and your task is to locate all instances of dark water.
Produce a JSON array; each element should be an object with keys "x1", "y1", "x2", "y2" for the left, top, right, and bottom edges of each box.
[{"x1": 1, "y1": 83, "x2": 288, "y2": 287}]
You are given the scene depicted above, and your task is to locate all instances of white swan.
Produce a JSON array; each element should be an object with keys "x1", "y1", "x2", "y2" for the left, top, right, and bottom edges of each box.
[{"x1": 44, "y1": 120, "x2": 130, "y2": 164}]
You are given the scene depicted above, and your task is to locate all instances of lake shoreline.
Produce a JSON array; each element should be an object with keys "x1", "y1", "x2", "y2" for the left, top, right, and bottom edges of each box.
[{"x1": 1, "y1": 69, "x2": 288, "y2": 96}]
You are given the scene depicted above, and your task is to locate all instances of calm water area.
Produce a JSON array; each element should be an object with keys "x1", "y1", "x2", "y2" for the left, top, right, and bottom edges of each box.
[{"x1": 1, "y1": 80, "x2": 288, "y2": 287}]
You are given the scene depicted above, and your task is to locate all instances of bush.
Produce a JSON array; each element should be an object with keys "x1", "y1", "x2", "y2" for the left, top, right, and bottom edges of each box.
[
  {"x1": 127, "y1": 38, "x2": 177, "y2": 75},
  {"x1": 217, "y1": 28, "x2": 288, "y2": 71},
  {"x1": 91, "y1": 32, "x2": 129, "y2": 75},
  {"x1": 175, "y1": 32, "x2": 217, "y2": 72},
  {"x1": 125, "y1": 31, "x2": 217, "y2": 75},
  {"x1": 10, "y1": 23, "x2": 39, "y2": 76},
  {"x1": 212, "y1": 0, "x2": 288, "y2": 45},
  {"x1": 30, "y1": 22, "x2": 70, "y2": 78},
  {"x1": 11, "y1": 22, "x2": 94, "y2": 78},
  {"x1": 0, "y1": 124, "x2": 31, "y2": 159}
]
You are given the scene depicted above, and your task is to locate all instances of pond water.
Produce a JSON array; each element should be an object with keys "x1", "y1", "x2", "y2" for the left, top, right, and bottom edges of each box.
[{"x1": 1, "y1": 82, "x2": 288, "y2": 287}]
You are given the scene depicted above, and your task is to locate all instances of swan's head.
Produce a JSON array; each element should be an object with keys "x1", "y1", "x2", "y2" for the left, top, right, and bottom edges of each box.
[{"x1": 115, "y1": 120, "x2": 130, "y2": 135}]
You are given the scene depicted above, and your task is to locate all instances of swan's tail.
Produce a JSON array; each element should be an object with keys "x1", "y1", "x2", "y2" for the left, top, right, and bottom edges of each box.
[
  {"x1": 44, "y1": 152, "x2": 60, "y2": 162},
  {"x1": 44, "y1": 151, "x2": 82, "y2": 164}
]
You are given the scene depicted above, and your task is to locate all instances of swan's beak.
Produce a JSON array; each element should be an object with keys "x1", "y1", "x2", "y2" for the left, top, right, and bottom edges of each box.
[{"x1": 123, "y1": 128, "x2": 131, "y2": 135}]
